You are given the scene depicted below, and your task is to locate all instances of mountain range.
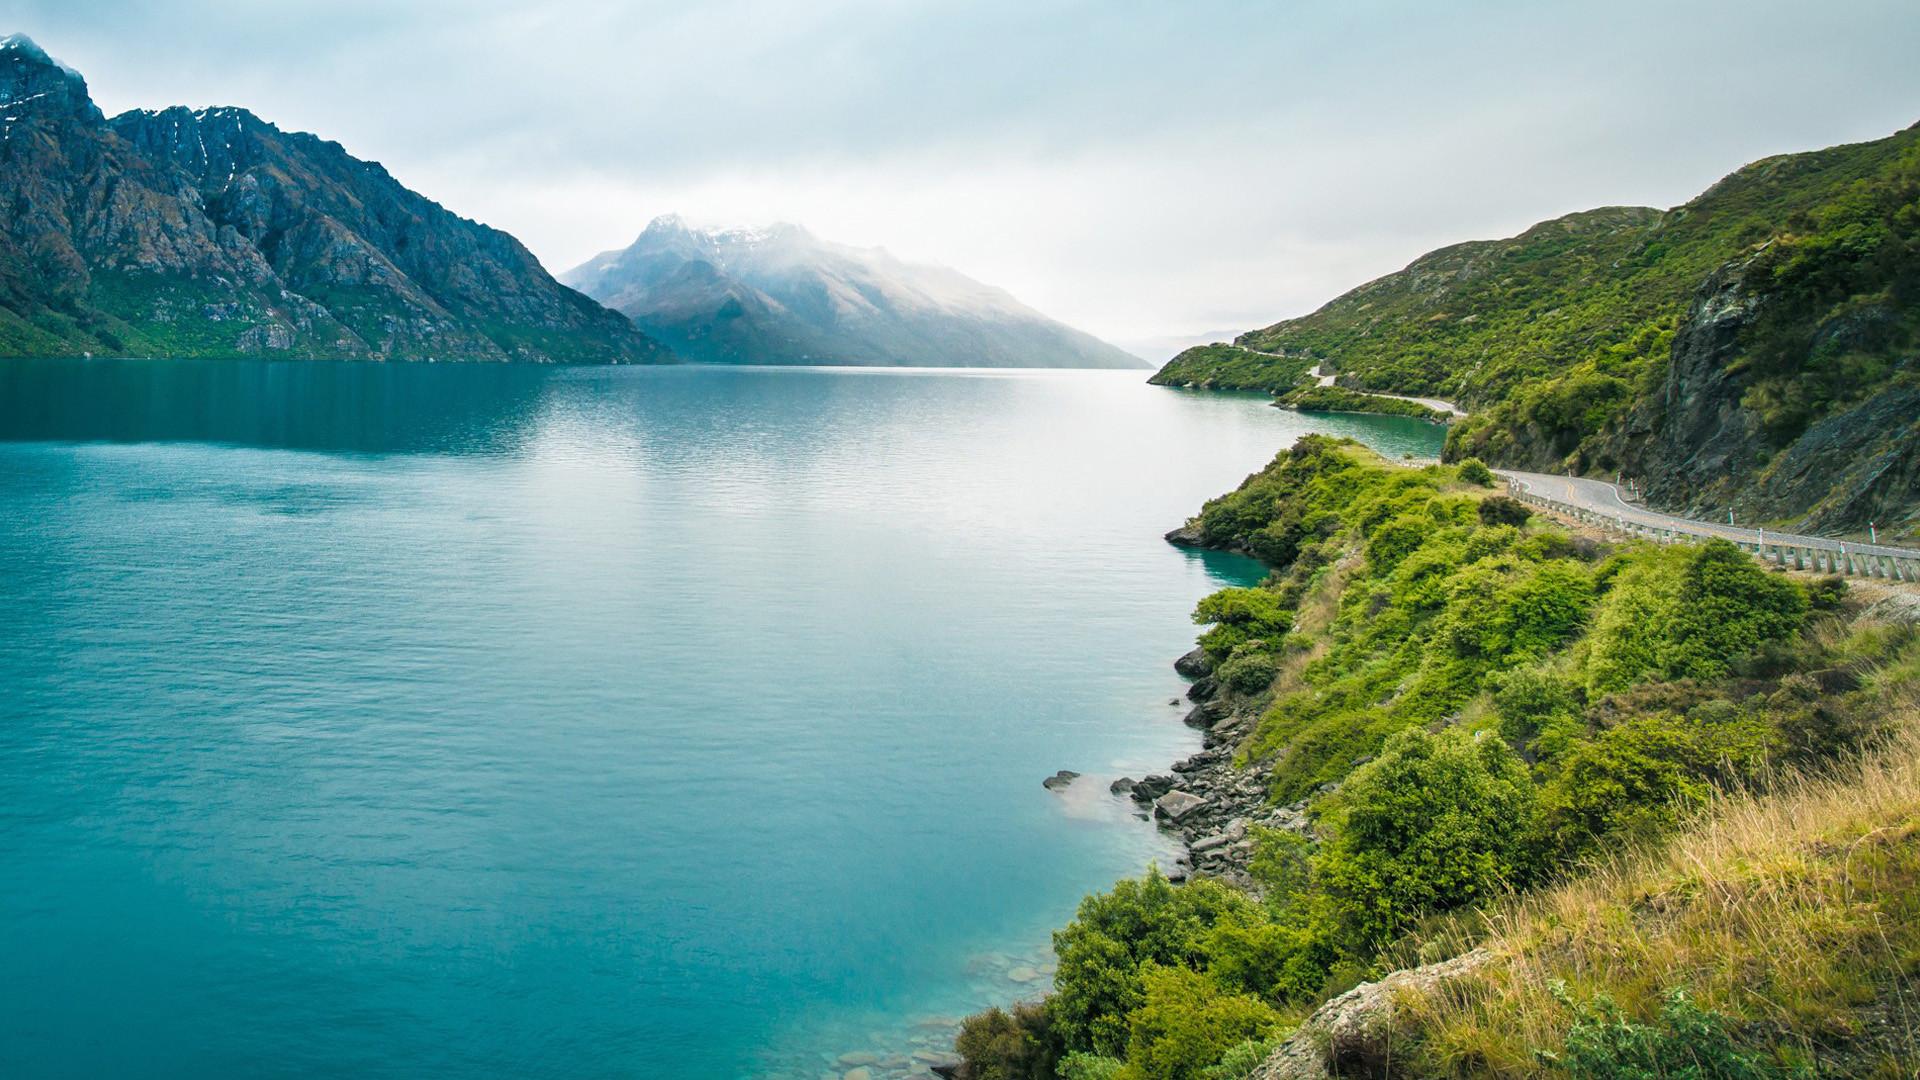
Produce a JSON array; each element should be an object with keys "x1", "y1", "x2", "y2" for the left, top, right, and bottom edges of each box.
[
  {"x1": 0, "y1": 34, "x2": 668, "y2": 363},
  {"x1": 563, "y1": 216, "x2": 1144, "y2": 368}
]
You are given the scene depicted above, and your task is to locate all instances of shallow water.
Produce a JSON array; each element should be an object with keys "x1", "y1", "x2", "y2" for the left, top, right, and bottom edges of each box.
[{"x1": 0, "y1": 360, "x2": 1444, "y2": 1079}]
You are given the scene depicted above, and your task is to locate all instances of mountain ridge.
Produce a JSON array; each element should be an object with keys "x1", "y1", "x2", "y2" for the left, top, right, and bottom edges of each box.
[
  {"x1": 0, "y1": 34, "x2": 670, "y2": 363},
  {"x1": 564, "y1": 215, "x2": 1146, "y2": 368}
]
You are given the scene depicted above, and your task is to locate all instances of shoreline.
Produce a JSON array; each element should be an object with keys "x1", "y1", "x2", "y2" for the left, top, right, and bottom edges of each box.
[{"x1": 1093, "y1": 524, "x2": 1309, "y2": 889}]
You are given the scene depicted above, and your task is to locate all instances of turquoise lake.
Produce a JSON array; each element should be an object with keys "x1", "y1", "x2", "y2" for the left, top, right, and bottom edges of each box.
[{"x1": 0, "y1": 360, "x2": 1445, "y2": 1079}]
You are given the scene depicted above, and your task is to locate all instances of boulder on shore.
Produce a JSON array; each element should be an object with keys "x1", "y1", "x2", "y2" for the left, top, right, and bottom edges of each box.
[
  {"x1": 1130, "y1": 774, "x2": 1176, "y2": 803},
  {"x1": 1164, "y1": 522, "x2": 1206, "y2": 547},
  {"x1": 1174, "y1": 647, "x2": 1213, "y2": 679},
  {"x1": 1153, "y1": 790, "x2": 1208, "y2": 822}
]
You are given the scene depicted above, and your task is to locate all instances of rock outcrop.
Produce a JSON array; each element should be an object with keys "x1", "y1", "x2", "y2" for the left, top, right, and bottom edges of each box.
[
  {"x1": 1604, "y1": 254, "x2": 1920, "y2": 536},
  {"x1": 0, "y1": 34, "x2": 670, "y2": 363},
  {"x1": 1251, "y1": 949, "x2": 1492, "y2": 1080}
]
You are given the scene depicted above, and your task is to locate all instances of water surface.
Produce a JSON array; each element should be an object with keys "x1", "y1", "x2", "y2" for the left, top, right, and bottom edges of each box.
[{"x1": 0, "y1": 360, "x2": 1443, "y2": 1079}]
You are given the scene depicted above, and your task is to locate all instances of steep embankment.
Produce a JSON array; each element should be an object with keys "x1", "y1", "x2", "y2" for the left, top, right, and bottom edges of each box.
[
  {"x1": 953, "y1": 437, "x2": 1920, "y2": 1080},
  {"x1": 1151, "y1": 124, "x2": 1920, "y2": 540},
  {"x1": 0, "y1": 34, "x2": 668, "y2": 363}
]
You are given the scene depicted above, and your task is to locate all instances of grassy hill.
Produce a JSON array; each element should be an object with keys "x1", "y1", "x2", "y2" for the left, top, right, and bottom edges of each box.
[{"x1": 1152, "y1": 124, "x2": 1920, "y2": 539}]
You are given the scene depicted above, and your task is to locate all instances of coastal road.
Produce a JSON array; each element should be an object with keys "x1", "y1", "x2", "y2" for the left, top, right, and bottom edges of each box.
[
  {"x1": 1502, "y1": 469, "x2": 1920, "y2": 562},
  {"x1": 1306, "y1": 363, "x2": 1466, "y2": 416}
]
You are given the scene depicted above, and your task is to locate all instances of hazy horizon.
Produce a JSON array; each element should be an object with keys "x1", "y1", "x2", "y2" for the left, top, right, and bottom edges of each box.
[{"x1": 6, "y1": 1, "x2": 1919, "y2": 353}]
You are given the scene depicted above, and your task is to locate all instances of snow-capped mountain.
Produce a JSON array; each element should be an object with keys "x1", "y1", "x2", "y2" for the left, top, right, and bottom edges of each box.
[{"x1": 562, "y1": 216, "x2": 1144, "y2": 368}]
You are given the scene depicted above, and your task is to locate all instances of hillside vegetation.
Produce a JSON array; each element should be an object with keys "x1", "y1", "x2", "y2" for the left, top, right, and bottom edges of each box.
[
  {"x1": 1151, "y1": 125, "x2": 1920, "y2": 539},
  {"x1": 955, "y1": 438, "x2": 1919, "y2": 1080}
]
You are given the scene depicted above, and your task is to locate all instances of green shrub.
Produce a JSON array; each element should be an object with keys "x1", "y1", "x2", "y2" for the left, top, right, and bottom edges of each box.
[
  {"x1": 1058, "y1": 1052, "x2": 1125, "y2": 1080},
  {"x1": 1539, "y1": 707, "x2": 1776, "y2": 856},
  {"x1": 1586, "y1": 541, "x2": 1808, "y2": 693},
  {"x1": 1197, "y1": 1037, "x2": 1285, "y2": 1080},
  {"x1": 1545, "y1": 986, "x2": 1803, "y2": 1079},
  {"x1": 1216, "y1": 648, "x2": 1280, "y2": 694},
  {"x1": 1193, "y1": 588, "x2": 1294, "y2": 662},
  {"x1": 1118, "y1": 966, "x2": 1283, "y2": 1080},
  {"x1": 1318, "y1": 728, "x2": 1539, "y2": 950},
  {"x1": 1049, "y1": 872, "x2": 1265, "y2": 1057},
  {"x1": 955, "y1": 1000, "x2": 1062, "y2": 1080},
  {"x1": 1477, "y1": 494, "x2": 1531, "y2": 526},
  {"x1": 1457, "y1": 457, "x2": 1495, "y2": 486},
  {"x1": 1492, "y1": 665, "x2": 1585, "y2": 757}
]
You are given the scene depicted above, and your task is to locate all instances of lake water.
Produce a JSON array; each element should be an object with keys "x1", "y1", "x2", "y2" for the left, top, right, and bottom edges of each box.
[{"x1": 0, "y1": 360, "x2": 1444, "y2": 1079}]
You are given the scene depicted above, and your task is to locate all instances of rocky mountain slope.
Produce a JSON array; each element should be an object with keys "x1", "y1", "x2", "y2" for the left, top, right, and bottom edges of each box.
[
  {"x1": 0, "y1": 34, "x2": 669, "y2": 363},
  {"x1": 563, "y1": 215, "x2": 1143, "y2": 367},
  {"x1": 1152, "y1": 124, "x2": 1920, "y2": 540}
]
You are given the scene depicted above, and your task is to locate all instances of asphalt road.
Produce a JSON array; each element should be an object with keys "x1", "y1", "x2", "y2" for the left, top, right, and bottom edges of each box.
[{"x1": 1501, "y1": 469, "x2": 1920, "y2": 562}]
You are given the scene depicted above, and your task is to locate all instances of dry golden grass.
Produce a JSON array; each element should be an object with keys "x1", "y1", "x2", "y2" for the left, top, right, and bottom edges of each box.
[{"x1": 1397, "y1": 703, "x2": 1920, "y2": 1076}]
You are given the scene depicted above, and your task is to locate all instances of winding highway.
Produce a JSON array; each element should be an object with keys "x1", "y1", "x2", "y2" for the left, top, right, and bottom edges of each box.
[{"x1": 1502, "y1": 469, "x2": 1920, "y2": 563}]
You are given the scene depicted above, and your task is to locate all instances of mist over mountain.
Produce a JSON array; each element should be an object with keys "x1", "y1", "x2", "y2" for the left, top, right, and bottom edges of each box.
[
  {"x1": 563, "y1": 216, "x2": 1145, "y2": 368},
  {"x1": 0, "y1": 34, "x2": 668, "y2": 363}
]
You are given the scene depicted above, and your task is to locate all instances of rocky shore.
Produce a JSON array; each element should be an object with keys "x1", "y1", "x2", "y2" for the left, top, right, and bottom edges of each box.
[{"x1": 1107, "y1": 645, "x2": 1308, "y2": 888}]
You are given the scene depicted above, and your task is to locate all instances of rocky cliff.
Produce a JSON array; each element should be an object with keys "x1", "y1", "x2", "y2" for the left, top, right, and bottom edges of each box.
[
  {"x1": 1596, "y1": 250, "x2": 1920, "y2": 535},
  {"x1": 0, "y1": 34, "x2": 670, "y2": 363}
]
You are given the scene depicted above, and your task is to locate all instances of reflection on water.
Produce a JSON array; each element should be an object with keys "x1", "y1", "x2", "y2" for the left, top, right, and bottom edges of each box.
[{"x1": 0, "y1": 359, "x2": 1441, "y2": 1079}]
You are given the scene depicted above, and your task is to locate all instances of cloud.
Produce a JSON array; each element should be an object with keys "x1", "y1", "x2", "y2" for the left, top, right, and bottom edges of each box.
[{"x1": 7, "y1": 0, "x2": 1920, "y2": 348}]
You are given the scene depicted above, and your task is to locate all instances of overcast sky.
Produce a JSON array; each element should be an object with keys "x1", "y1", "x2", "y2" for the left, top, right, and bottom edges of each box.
[{"x1": 8, "y1": 1, "x2": 1920, "y2": 353}]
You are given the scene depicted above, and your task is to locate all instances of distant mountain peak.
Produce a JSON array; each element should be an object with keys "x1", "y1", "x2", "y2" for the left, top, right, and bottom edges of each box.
[
  {"x1": 641, "y1": 212, "x2": 692, "y2": 236},
  {"x1": 637, "y1": 216, "x2": 811, "y2": 250},
  {"x1": 564, "y1": 217, "x2": 1144, "y2": 369},
  {"x1": 1, "y1": 32, "x2": 72, "y2": 73}
]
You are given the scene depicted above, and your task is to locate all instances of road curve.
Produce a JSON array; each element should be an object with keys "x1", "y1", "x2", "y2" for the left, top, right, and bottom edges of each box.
[
  {"x1": 1306, "y1": 364, "x2": 1466, "y2": 417},
  {"x1": 1501, "y1": 470, "x2": 1920, "y2": 562}
]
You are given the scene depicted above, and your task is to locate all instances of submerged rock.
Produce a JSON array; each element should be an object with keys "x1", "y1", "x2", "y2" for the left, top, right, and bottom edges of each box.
[
  {"x1": 1109, "y1": 777, "x2": 1137, "y2": 796},
  {"x1": 1041, "y1": 769, "x2": 1080, "y2": 792}
]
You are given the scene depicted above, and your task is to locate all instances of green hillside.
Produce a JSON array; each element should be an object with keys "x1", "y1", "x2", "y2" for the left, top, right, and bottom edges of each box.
[
  {"x1": 954, "y1": 438, "x2": 1920, "y2": 1080},
  {"x1": 1152, "y1": 124, "x2": 1920, "y2": 538}
]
